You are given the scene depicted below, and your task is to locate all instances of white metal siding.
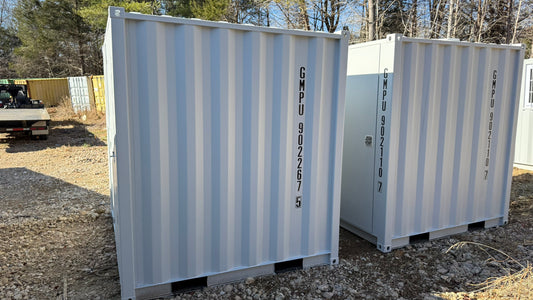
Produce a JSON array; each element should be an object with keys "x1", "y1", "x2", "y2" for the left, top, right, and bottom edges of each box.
[
  {"x1": 342, "y1": 34, "x2": 524, "y2": 252},
  {"x1": 67, "y1": 76, "x2": 91, "y2": 113},
  {"x1": 104, "y1": 7, "x2": 348, "y2": 299},
  {"x1": 514, "y1": 59, "x2": 533, "y2": 170}
]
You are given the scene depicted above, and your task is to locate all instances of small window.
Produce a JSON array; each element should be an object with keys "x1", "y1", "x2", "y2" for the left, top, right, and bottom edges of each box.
[
  {"x1": 526, "y1": 65, "x2": 533, "y2": 109},
  {"x1": 529, "y1": 68, "x2": 533, "y2": 105}
]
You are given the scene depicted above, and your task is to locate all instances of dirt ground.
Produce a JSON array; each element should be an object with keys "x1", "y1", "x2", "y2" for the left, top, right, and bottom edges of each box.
[{"x1": 0, "y1": 110, "x2": 532, "y2": 299}]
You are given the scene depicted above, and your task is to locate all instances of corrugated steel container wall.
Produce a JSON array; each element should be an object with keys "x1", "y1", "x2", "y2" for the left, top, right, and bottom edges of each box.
[
  {"x1": 514, "y1": 58, "x2": 533, "y2": 170},
  {"x1": 103, "y1": 7, "x2": 348, "y2": 299},
  {"x1": 14, "y1": 79, "x2": 27, "y2": 85},
  {"x1": 68, "y1": 76, "x2": 92, "y2": 113},
  {"x1": 91, "y1": 75, "x2": 106, "y2": 112},
  {"x1": 27, "y1": 78, "x2": 69, "y2": 106},
  {"x1": 341, "y1": 34, "x2": 524, "y2": 252}
]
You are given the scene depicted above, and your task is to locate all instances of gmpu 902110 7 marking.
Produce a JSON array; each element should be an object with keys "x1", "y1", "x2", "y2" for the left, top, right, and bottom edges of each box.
[
  {"x1": 377, "y1": 69, "x2": 388, "y2": 193},
  {"x1": 484, "y1": 70, "x2": 497, "y2": 180}
]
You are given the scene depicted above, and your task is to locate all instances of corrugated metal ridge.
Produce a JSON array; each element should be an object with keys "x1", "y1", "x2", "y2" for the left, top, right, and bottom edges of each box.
[
  {"x1": 348, "y1": 34, "x2": 524, "y2": 50},
  {"x1": 400, "y1": 36, "x2": 524, "y2": 50},
  {"x1": 110, "y1": 6, "x2": 344, "y2": 39}
]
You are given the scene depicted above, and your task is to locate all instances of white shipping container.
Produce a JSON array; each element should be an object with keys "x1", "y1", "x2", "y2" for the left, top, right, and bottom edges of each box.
[
  {"x1": 514, "y1": 58, "x2": 533, "y2": 171},
  {"x1": 341, "y1": 34, "x2": 524, "y2": 252},
  {"x1": 103, "y1": 7, "x2": 348, "y2": 299},
  {"x1": 67, "y1": 76, "x2": 91, "y2": 113}
]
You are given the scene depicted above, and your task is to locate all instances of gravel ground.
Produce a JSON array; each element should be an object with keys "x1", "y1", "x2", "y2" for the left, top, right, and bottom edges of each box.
[{"x1": 0, "y1": 112, "x2": 532, "y2": 299}]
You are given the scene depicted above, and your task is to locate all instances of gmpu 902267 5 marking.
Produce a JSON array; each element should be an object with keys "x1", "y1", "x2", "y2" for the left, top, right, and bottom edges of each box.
[{"x1": 295, "y1": 66, "x2": 305, "y2": 208}]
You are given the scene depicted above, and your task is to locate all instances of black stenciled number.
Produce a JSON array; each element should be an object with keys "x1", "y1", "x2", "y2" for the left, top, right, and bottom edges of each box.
[
  {"x1": 296, "y1": 67, "x2": 306, "y2": 208},
  {"x1": 377, "y1": 69, "x2": 388, "y2": 193},
  {"x1": 296, "y1": 196, "x2": 302, "y2": 208},
  {"x1": 484, "y1": 70, "x2": 497, "y2": 180}
]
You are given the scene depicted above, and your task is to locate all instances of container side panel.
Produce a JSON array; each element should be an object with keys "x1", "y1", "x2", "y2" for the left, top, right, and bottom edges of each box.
[
  {"x1": 67, "y1": 76, "x2": 91, "y2": 113},
  {"x1": 382, "y1": 39, "x2": 522, "y2": 242},
  {"x1": 109, "y1": 15, "x2": 345, "y2": 290},
  {"x1": 91, "y1": 76, "x2": 106, "y2": 112},
  {"x1": 26, "y1": 78, "x2": 69, "y2": 106}
]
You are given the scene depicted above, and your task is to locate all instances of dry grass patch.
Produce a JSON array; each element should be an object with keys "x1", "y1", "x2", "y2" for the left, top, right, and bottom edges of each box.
[
  {"x1": 438, "y1": 242, "x2": 532, "y2": 300},
  {"x1": 47, "y1": 96, "x2": 106, "y2": 128}
]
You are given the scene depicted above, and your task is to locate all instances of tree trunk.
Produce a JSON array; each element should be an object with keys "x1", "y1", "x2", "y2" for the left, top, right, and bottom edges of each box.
[
  {"x1": 411, "y1": 0, "x2": 418, "y2": 37},
  {"x1": 512, "y1": 0, "x2": 522, "y2": 44},
  {"x1": 266, "y1": 6, "x2": 270, "y2": 27},
  {"x1": 506, "y1": 0, "x2": 513, "y2": 43},
  {"x1": 360, "y1": 0, "x2": 366, "y2": 40},
  {"x1": 477, "y1": 0, "x2": 490, "y2": 42},
  {"x1": 447, "y1": 0, "x2": 454, "y2": 38},
  {"x1": 299, "y1": 0, "x2": 311, "y2": 30},
  {"x1": 452, "y1": 0, "x2": 459, "y2": 37},
  {"x1": 368, "y1": 0, "x2": 375, "y2": 41},
  {"x1": 431, "y1": 0, "x2": 448, "y2": 38},
  {"x1": 0, "y1": 0, "x2": 6, "y2": 26}
]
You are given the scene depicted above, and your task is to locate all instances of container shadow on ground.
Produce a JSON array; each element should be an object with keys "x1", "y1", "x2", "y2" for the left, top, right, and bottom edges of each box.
[
  {"x1": 0, "y1": 167, "x2": 120, "y2": 299},
  {"x1": 0, "y1": 120, "x2": 106, "y2": 153}
]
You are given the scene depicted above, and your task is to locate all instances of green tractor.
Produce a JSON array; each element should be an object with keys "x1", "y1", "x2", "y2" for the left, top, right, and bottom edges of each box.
[{"x1": 0, "y1": 79, "x2": 44, "y2": 108}]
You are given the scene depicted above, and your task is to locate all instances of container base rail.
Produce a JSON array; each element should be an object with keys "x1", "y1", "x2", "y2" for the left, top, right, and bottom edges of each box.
[
  {"x1": 341, "y1": 217, "x2": 506, "y2": 253},
  {"x1": 132, "y1": 254, "x2": 330, "y2": 300}
]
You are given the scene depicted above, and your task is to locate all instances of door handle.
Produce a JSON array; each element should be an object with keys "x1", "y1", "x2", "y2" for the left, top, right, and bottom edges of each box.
[{"x1": 364, "y1": 135, "x2": 373, "y2": 146}]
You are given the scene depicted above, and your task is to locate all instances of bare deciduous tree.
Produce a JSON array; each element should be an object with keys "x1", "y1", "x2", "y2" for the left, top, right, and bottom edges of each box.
[{"x1": 368, "y1": 0, "x2": 375, "y2": 40}]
